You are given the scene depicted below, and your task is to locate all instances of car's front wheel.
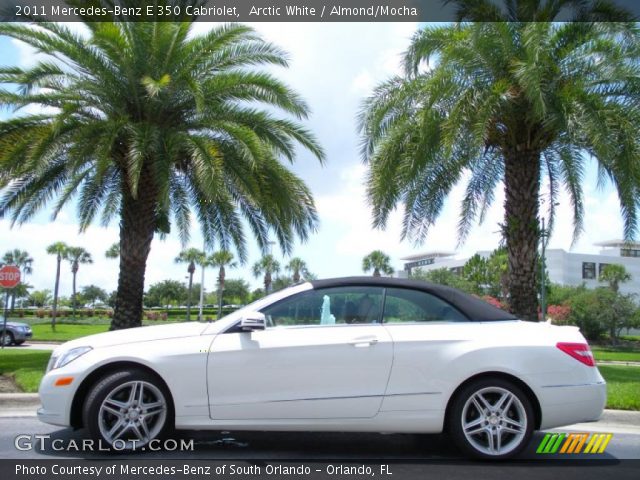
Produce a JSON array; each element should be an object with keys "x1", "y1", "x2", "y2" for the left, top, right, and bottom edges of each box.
[
  {"x1": 448, "y1": 378, "x2": 534, "y2": 460},
  {"x1": 1, "y1": 331, "x2": 14, "y2": 346},
  {"x1": 83, "y1": 370, "x2": 172, "y2": 451}
]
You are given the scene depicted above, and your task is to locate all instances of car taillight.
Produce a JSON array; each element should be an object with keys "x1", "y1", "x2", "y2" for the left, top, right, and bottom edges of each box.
[{"x1": 556, "y1": 342, "x2": 596, "y2": 367}]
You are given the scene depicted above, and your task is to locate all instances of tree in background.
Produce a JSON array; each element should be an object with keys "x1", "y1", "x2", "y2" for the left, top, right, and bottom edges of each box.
[
  {"x1": 219, "y1": 279, "x2": 250, "y2": 306},
  {"x1": 411, "y1": 267, "x2": 473, "y2": 293},
  {"x1": 65, "y1": 246, "x2": 93, "y2": 319},
  {"x1": 145, "y1": 280, "x2": 188, "y2": 309},
  {"x1": 0, "y1": 20, "x2": 324, "y2": 331},
  {"x1": 208, "y1": 250, "x2": 237, "y2": 319},
  {"x1": 599, "y1": 264, "x2": 632, "y2": 293},
  {"x1": 46, "y1": 242, "x2": 68, "y2": 330},
  {"x1": 569, "y1": 288, "x2": 637, "y2": 344},
  {"x1": 175, "y1": 248, "x2": 205, "y2": 321},
  {"x1": 362, "y1": 250, "x2": 394, "y2": 277},
  {"x1": 286, "y1": 257, "x2": 311, "y2": 283},
  {"x1": 253, "y1": 255, "x2": 281, "y2": 294},
  {"x1": 359, "y1": 5, "x2": 640, "y2": 320},
  {"x1": 1, "y1": 249, "x2": 33, "y2": 311},
  {"x1": 81, "y1": 285, "x2": 109, "y2": 308},
  {"x1": 105, "y1": 243, "x2": 120, "y2": 259},
  {"x1": 29, "y1": 289, "x2": 52, "y2": 308}
]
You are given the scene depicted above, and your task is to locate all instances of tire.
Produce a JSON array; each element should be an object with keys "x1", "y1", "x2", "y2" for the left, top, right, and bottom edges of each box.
[
  {"x1": 448, "y1": 377, "x2": 534, "y2": 460},
  {"x1": 1, "y1": 331, "x2": 14, "y2": 346},
  {"x1": 83, "y1": 370, "x2": 172, "y2": 451}
]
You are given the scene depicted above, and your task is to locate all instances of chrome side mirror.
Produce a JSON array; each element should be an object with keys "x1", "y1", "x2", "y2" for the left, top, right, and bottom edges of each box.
[{"x1": 240, "y1": 312, "x2": 266, "y2": 331}]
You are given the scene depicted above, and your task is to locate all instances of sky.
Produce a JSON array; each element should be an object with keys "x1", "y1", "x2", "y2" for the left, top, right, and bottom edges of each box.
[{"x1": 0, "y1": 22, "x2": 627, "y2": 298}]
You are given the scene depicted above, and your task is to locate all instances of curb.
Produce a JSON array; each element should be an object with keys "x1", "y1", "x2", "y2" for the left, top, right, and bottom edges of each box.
[
  {"x1": 0, "y1": 393, "x2": 40, "y2": 408},
  {"x1": 597, "y1": 360, "x2": 640, "y2": 367}
]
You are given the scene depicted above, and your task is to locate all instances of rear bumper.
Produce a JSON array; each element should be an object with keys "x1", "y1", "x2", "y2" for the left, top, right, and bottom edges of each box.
[{"x1": 538, "y1": 381, "x2": 607, "y2": 430}]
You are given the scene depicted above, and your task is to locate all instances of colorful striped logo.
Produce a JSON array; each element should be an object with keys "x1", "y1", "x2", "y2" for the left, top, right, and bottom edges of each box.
[{"x1": 536, "y1": 432, "x2": 613, "y2": 454}]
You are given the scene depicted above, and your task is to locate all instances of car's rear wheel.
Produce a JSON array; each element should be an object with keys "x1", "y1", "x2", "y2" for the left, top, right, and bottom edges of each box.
[
  {"x1": 1, "y1": 331, "x2": 14, "y2": 346},
  {"x1": 448, "y1": 378, "x2": 534, "y2": 460},
  {"x1": 83, "y1": 370, "x2": 172, "y2": 451}
]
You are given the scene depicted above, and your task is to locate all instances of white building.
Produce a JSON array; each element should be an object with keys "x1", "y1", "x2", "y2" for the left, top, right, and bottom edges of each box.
[{"x1": 398, "y1": 240, "x2": 640, "y2": 295}]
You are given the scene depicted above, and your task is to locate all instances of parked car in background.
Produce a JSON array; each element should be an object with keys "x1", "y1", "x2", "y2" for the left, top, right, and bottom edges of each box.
[
  {"x1": 1, "y1": 321, "x2": 33, "y2": 345},
  {"x1": 37, "y1": 277, "x2": 605, "y2": 459}
]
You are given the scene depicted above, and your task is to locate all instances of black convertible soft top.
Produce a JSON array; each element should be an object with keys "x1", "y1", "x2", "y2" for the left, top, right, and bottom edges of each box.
[{"x1": 309, "y1": 276, "x2": 518, "y2": 321}]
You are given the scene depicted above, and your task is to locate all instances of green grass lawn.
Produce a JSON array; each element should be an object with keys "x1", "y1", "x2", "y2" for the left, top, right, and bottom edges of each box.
[
  {"x1": 598, "y1": 365, "x2": 640, "y2": 410},
  {"x1": 592, "y1": 346, "x2": 640, "y2": 363},
  {"x1": 30, "y1": 324, "x2": 110, "y2": 342},
  {"x1": 0, "y1": 350, "x2": 51, "y2": 392}
]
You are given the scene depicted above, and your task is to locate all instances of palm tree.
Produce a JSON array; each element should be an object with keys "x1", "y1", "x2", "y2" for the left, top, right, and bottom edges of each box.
[
  {"x1": 253, "y1": 255, "x2": 281, "y2": 294},
  {"x1": 362, "y1": 250, "x2": 394, "y2": 277},
  {"x1": 65, "y1": 246, "x2": 93, "y2": 319},
  {"x1": 175, "y1": 248, "x2": 205, "y2": 321},
  {"x1": 599, "y1": 264, "x2": 631, "y2": 293},
  {"x1": 105, "y1": 243, "x2": 120, "y2": 259},
  {"x1": 286, "y1": 257, "x2": 311, "y2": 283},
  {"x1": 359, "y1": 4, "x2": 640, "y2": 320},
  {"x1": 0, "y1": 19, "x2": 324, "y2": 330},
  {"x1": 1, "y1": 249, "x2": 33, "y2": 311},
  {"x1": 46, "y1": 242, "x2": 68, "y2": 330},
  {"x1": 208, "y1": 250, "x2": 237, "y2": 319}
]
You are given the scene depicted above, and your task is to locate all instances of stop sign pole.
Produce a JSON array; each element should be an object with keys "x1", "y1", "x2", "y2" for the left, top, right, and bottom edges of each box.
[{"x1": 0, "y1": 265, "x2": 21, "y2": 349}]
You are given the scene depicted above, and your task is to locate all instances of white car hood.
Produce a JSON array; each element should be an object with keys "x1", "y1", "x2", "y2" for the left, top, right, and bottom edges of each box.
[{"x1": 61, "y1": 321, "x2": 210, "y2": 350}]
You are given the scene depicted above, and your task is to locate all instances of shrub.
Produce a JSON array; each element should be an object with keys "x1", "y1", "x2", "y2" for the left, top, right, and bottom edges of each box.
[{"x1": 547, "y1": 304, "x2": 571, "y2": 324}]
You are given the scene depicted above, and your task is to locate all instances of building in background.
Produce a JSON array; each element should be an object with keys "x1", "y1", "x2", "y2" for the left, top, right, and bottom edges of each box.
[{"x1": 398, "y1": 240, "x2": 640, "y2": 295}]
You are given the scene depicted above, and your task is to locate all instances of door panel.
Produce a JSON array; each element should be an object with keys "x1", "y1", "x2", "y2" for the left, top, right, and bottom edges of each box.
[{"x1": 208, "y1": 324, "x2": 393, "y2": 419}]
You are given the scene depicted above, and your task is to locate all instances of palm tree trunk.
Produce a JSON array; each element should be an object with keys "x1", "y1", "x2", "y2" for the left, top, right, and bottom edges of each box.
[
  {"x1": 265, "y1": 272, "x2": 271, "y2": 294},
  {"x1": 293, "y1": 270, "x2": 300, "y2": 283},
  {"x1": 373, "y1": 268, "x2": 380, "y2": 277},
  {"x1": 217, "y1": 266, "x2": 225, "y2": 319},
  {"x1": 503, "y1": 149, "x2": 541, "y2": 321},
  {"x1": 111, "y1": 171, "x2": 157, "y2": 330},
  {"x1": 186, "y1": 270, "x2": 193, "y2": 322},
  {"x1": 51, "y1": 255, "x2": 61, "y2": 331},
  {"x1": 72, "y1": 270, "x2": 77, "y2": 320}
]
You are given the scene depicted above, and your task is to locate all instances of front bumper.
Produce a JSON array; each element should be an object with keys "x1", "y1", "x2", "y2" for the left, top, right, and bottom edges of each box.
[
  {"x1": 14, "y1": 330, "x2": 32, "y2": 342},
  {"x1": 37, "y1": 369, "x2": 83, "y2": 428}
]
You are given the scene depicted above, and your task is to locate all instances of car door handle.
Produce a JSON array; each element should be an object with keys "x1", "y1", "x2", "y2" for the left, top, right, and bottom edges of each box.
[{"x1": 348, "y1": 337, "x2": 379, "y2": 347}]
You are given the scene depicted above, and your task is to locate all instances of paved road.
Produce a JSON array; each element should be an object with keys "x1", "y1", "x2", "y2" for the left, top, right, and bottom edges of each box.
[{"x1": 3, "y1": 342, "x2": 60, "y2": 351}]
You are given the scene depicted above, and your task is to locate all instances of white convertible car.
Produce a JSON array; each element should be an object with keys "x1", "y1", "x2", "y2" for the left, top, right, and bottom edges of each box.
[{"x1": 38, "y1": 277, "x2": 606, "y2": 459}]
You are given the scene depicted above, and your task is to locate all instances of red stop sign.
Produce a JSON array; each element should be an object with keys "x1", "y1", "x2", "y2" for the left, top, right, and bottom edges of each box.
[{"x1": 0, "y1": 265, "x2": 21, "y2": 289}]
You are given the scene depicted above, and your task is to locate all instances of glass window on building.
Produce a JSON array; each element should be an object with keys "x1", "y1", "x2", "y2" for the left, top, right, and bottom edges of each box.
[
  {"x1": 621, "y1": 248, "x2": 640, "y2": 257},
  {"x1": 598, "y1": 263, "x2": 610, "y2": 276},
  {"x1": 582, "y1": 262, "x2": 596, "y2": 279}
]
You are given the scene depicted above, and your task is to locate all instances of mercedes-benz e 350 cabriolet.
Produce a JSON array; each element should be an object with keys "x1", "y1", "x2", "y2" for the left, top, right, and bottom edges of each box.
[{"x1": 38, "y1": 277, "x2": 605, "y2": 459}]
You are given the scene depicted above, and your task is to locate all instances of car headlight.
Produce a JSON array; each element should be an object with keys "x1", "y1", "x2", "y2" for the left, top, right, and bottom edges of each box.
[{"x1": 47, "y1": 346, "x2": 92, "y2": 372}]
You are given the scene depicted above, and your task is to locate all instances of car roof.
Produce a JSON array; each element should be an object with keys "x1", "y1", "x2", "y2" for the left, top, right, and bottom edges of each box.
[{"x1": 309, "y1": 276, "x2": 518, "y2": 321}]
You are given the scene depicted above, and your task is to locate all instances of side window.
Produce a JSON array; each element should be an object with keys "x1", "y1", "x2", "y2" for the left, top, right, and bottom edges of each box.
[
  {"x1": 383, "y1": 288, "x2": 468, "y2": 323},
  {"x1": 261, "y1": 286, "x2": 384, "y2": 327}
]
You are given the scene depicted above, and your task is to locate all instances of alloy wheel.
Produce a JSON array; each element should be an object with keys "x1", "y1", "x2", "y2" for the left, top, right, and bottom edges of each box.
[
  {"x1": 98, "y1": 380, "x2": 167, "y2": 449},
  {"x1": 460, "y1": 386, "x2": 528, "y2": 456}
]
